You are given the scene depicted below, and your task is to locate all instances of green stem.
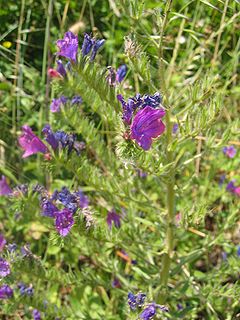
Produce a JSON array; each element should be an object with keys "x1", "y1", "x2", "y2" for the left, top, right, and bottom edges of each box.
[{"x1": 157, "y1": 0, "x2": 175, "y2": 302}]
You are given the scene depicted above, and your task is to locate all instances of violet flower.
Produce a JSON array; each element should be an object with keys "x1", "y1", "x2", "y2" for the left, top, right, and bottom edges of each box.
[
  {"x1": 0, "y1": 285, "x2": 13, "y2": 299},
  {"x1": 128, "y1": 292, "x2": 146, "y2": 310},
  {"x1": 90, "y1": 39, "x2": 105, "y2": 61},
  {"x1": 140, "y1": 303, "x2": 168, "y2": 320},
  {"x1": 50, "y1": 96, "x2": 67, "y2": 113},
  {"x1": 41, "y1": 198, "x2": 58, "y2": 218},
  {"x1": 56, "y1": 31, "x2": 78, "y2": 62},
  {"x1": 0, "y1": 258, "x2": 10, "y2": 277},
  {"x1": 0, "y1": 234, "x2": 6, "y2": 252},
  {"x1": 130, "y1": 106, "x2": 166, "y2": 150},
  {"x1": 18, "y1": 125, "x2": 48, "y2": 158},
  {"x1": 71, "y1": 95, "x2": 82, "y2": 105},
  {"x1": 223, "y1": 146, "x2": 236, "y2": 158},
  {"x1": 172, "y1": 123, "x2": 178, "y2": 134},
  {"x1": 0, "y1": 176, "x2": 12, "y2": 195},
  {"x1": 81, "y1": 33, "x2": 94, "y2": 56},
  {"x1": 73, "y1": 189, "x2": 89, "y2": 208},
  {"x1": 107, "y1": 210, "x2": 121, "y2": 229},
  {"x1": 56, "y1": 60, "x2": 67, "y2": 77},
  {"x1": 42, "y1": 124, "x2": 58, "y2": 150},
  {"x1": 116, "y1": 64, "x2": 127, "y2": 83},
  {"x1": 55, "y1": 209, "x2": 74, "y2": 237},
  {"x1": 32, "y1": 309, "x2": 41, "y2": 320}
]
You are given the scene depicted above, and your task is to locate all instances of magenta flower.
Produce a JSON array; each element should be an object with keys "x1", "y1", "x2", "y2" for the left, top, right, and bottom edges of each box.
[
  {"x1": 223, "y1": 146, "x2": 236, "y2": 158},
  {"x1": 18, "y1": 126, "x2": 48, "y2": 158},
  {"x1": 0, "y1": 234, "x2": 6, "y2": 252},
  {"x1": 233, "y1": 186, "x2": 240, "y2": 197},
  {"x1": 0, "y1": 258, "x2": 10, "y2": 277},
  {"x1": 55, "y1": 209, "x2": 74, "y2": 237},
  {"x1": 130, "y1": 106, "x2": 165, "y2": 150},
  {"x1": 0, "y1": 176, "x2": 12, "y2": 195},
  {"x1": 107, "y1": 211, "x2": 121, "y2": 229},
  {"x1": 0, "y1": 285, "x2": 13, "y2": 299},
  {"x1": 56, "y1": 31, "x2": 78, "y2": 62}
]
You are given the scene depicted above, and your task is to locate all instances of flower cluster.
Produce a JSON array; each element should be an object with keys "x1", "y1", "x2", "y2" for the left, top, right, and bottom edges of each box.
[
  {"x1": 118, "y1": 93, "x2": 165, "y2": 150},
  {"x1": 50, "y1": 95, "x2": 82, "y2": 113},
  {"x1": 18, "y1": 282, "x2": 34, "y2": 296},
  {"x1": 81, "y1": 33, "x2": 105, "y2": 61},
  {"x1": 0, "y1": 284, "x2": 13, "y2": 299},
  {"x1": 128, "y1": 292, "x2": 168, "y2": 319},
  {"x1": 40, "y1": 186, "x2": 89, "y2": 237},
  {"x1": 42, "y1": 124, "x2": 85, "y2": 155},
  {"x1": 0, "y1": 258, "x2": 11, "y2": 277}
]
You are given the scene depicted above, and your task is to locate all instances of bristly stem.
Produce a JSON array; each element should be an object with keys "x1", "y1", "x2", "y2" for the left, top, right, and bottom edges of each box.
[{"x1": 157, "y1": 0, "x2": 174, "y2": 302}]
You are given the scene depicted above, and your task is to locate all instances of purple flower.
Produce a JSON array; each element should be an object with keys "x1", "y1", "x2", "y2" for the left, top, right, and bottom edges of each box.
[
  {"x1": 18, "y1": 282, "x2": 34, "y2": 296},
  {"x1": 130, "y1": 106, "x2": 166, "y2": 150},
  {"x1": 0, "y1": 258, "x2": 10, "y2": 277},
  {"x1": 56, "y1": 31, "x2": 78, "y2": 62},
  {"x1": 128, "y1": 292, "x2": 146, "y2": 310},
  {"x1": 112, "y1": 277, "x2": 121, "y2": 288},
  {"x1": 0, "y1": 284, "x2": 13, "y2": 299},
  {"x1": 56, "y1": 60, "x2": 67, "y2": 77},
  {"x1": 73, "y1": 189, "x2": 89, "y2": 208},
  {"x1": 18, "y1": 125, "x2": 48, "y2": 158},
  {"x1": 90, "y1": 39, "x2": 105, "y2": 61},
  {"x1": 140, "y1": 303, "x2": 168, "y2": 319},
  {"x1": 54, "y1": 131, "x2": 76, "y2": 154},
  {"x1": 42, "y1": 124, "x2": 58, "y2": 150},
  {"x1": 0, "y1": 176, "x2": 12, "y2": 195},
  {"x1": 116, "y1": 64, "x2": 127, "y2": 83},
  {"x1": 50, "y1": 96, "x2": 67, "y2": 113},
  {"x1": 137, "y1": 169, "x2": 147, "y2": 178},
  {"x1": 172, "y1": 123, "x2": 178, "y2": 134},
  {"x1": 107, "y1": 211, "x2": 121, "y2": 229},
  {"x1": 226, "y1": 180, "x2": 236, "y2": 193},
  {"x1": 219, "y1": 174, "x2": 226, "y2": 187},
  {"x1": 177, "y1": 303, "x2": 183, "y2": 311},
  {"x1": 7, "y1": 243, "x2": 17, "y2": 253},
  {"x1": 223, "y1": 146, "x2": 236, "y2": 158},
  {"x1": 32, "y1": 309, "x2": 41, "y2": 320},
  {"x1": 41, "y1": 198, "x2": 58, "y2": 218},
  {"x1": 140, "y1": 305, "x2": 156, "y2": 320},
  {"x1": 81, "y1": 33, "x2": 94, "y2": 56},
  {"x1": 0, "y1": 234, "x2": 6, "y2": 252},
  {"x1": 55, "y1": 209, "x2": 74, "y2": 237},
  {"x1": 142, "y1": 93, "x2": 162, "y2": 108},
  {"x1": 71, "y1": 95, "x2": 82, "y2": 105}
]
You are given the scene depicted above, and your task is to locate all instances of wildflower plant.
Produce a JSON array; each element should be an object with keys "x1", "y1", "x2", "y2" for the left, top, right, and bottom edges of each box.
[{"x1": 0, "y1": 0, "x2": 240, "y2": 319}]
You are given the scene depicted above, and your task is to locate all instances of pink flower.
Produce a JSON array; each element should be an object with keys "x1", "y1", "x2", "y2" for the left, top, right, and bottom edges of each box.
[
  {"x1": 18, "y1": 126, "x2": 48, "y2": 158},
  {"x1": 130, "y1": 106, "x2": 165, "y2": 150},
  {"x1": 233, "y1": 187, "x2": 240, "y2": 197}
]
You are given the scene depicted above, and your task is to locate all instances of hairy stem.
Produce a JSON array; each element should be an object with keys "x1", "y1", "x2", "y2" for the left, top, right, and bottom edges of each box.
[{"x1": 157, "y1": 0, "x2": 174, "y2": 302}]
